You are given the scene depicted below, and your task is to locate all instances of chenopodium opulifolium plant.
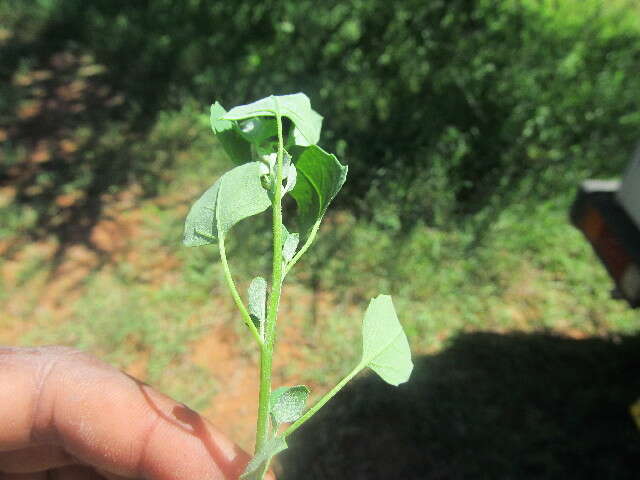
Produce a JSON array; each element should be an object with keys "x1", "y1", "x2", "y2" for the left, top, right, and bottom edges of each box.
[{"x1": 183, "y1": 93, "x2": 413, "y2": 479}]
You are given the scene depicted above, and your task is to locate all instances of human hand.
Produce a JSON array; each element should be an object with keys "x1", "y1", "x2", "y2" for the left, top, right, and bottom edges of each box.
[{"x1": 0, "y1": 346, "x2": 271, "y2": 480}]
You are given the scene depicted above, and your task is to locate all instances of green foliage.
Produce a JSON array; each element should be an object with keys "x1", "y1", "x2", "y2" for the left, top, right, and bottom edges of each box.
[
  {"x1": 281, "y1": 229, "x2": 299, "y2": 263},
  {"x1": 248, "y1": 276, "x2": 268, "y2": 333},
  {"x1": 289, "y1": 145, "x2": 348, "y2": 239},
  {"x1": 183, "y1": 162, "x2": 271, "y2": 246},
  {"x1": 40, "y1": 0, "x2": 636, "y2": 225},
  {"x1": 210, "y1": 102, "x2": 252, "y2": 164},
  {"x1": 223, "y1": 93, "x2": 323, "y2": 147},
  {"x1": 270, "y1": 385, "x2": 310, "y2": 426},
  {"x1": 4, "y1": 0, "x2": 640, "y2": 239},
  {"x1": 360, "y1": 295, "x2": 413, "y2": 386},
  {"x1": 184, "y1": 94, "x2": 411, "y2": 479}
]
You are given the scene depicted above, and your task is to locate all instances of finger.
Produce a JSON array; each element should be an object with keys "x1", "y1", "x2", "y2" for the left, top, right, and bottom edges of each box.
[
  {"x1": 1, "y1": 473, "x2": 47, "y2": 480},
  {"x1": 49, "y1": 465, "x2": 105, "y2": 480},
  {"x1": 0, "y1": 347, "x2": 255, "y2": 480},
  {"x1": 0, "y1": 445, "x2": 74, "y2": 473},
  {"x1": 94, "y1": 468, "x2": 138, "y2": 480}
]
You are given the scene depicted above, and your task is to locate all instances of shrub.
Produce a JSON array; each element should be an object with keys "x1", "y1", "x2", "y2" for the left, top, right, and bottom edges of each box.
[{"x1": 3, "y1": 0, "x2": 639, "y2": 231}]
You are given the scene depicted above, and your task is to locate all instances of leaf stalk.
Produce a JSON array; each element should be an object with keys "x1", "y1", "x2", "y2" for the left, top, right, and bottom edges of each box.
[
  {"x1": 283, "y1": 218, "x2": 321, "y2": 276},
  {"x1": 218, "y1": 213, "x2": 262, "y2": 346},
  {"x1": 281, "y1": 361, "x2": 364, "y2": 438}
]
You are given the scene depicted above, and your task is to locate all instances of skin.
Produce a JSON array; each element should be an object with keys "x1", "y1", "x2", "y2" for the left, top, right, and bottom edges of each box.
[{"x1": 0, "y1": 346, "x2": 274, "y2": 480}]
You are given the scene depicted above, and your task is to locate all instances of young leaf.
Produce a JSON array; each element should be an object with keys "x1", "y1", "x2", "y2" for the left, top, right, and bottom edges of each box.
[
  {"x1": 237, "y1": 117, "x2": 277, "y2": 147},
  {"x1": 289, "y1": 145, "x2": 348, "y2": 238},
  {"x1": 240, "y1": 437, "x2": 288, "y2": 480},
  {"x1": 223, "y1": 93, "x2": 323, "y2": 147},
  {"x1": 210, "y1": 102, "x2": 251, "y2": 164},
  {"x1": 183, "y1": 161, "x2": 270, "y2": 246},
  {"x1": 360, "y1": 295, "x2": 413, "y2": 386},
  {"x1": 182, "y1": 180, "x2": 221, "y2": 247},
  {"x1": 283, "y1": 161, "x2": 297, "y2": 195},
  {"x1": 259, "y1": 152, "x2": 297, "y2": 198},
  {"x1": 282, "y1": 231, "x2": 299, "y2": 263},
  {"x1": 248, "y1": 277, "x2": 267, "y2": 335},
  {"x1": 282, "y1": 224, "x2": 291, "y2": 245},
  {"x1": 270, "y1": 385, "x2": 310, "y2": 426}
]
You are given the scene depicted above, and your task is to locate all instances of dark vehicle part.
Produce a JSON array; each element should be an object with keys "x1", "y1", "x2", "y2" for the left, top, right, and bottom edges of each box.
[{"x1": 570, "y1": 150, "x2": 640, "y2": 308}]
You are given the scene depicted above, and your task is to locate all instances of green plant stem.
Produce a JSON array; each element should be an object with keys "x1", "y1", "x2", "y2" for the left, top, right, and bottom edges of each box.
[
  {"x1": 217, "y1": 225, "x2": 262, "y2": 346},
  {"x1": 281, "y1": 361, "x2": 364, "y2": 438},
  {"x1": 283, "y1": 219, "x2": 321, "y2": 276},
  {"x1": 255, "y1": 101, "x2": 285, "y2": 454}
]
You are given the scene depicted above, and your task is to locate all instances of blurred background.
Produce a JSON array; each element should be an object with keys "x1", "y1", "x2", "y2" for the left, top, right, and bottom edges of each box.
[{"x1": 1, "y1": 0, "x2": 640, "y2": 477}]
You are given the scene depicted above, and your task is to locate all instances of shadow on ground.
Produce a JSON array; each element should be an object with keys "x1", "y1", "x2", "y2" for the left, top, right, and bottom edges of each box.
[{"x1": 278, "y1": 331, "x2": 640, "y2": 479}]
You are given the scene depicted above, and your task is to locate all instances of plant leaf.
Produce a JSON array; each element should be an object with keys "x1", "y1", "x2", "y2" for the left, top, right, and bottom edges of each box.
[
  {"x1": 248, "y1": 277, "x2": 267, "y2": 333},
  {"x1": 223, "y1": 93, "x2": 323, "y2": 147},
  {"x1": 283, "y1": 161, "x2": 297, "y2": 194},
  {"x1": 289, "y1": 145, "x2": 348, "y2": 238},
  {"x1": 210, "y1": 102, "x2": 251, "y2": 164},
  {"x1": 270, "y1": 385, "x2": 310, "y2": 426},
  {"x1": 183, "y1": 161, "x2": 271, "y2": 246},
  {"x1": 237, "y1": 117, "x2": 278, "y2": 147},
  {"x1": 240, "y1": 437, "x2": 287, "y2": 480},
  {"x1": 360, "y1": 295, "x2": 413, "y2": 386},
  {"x1": 182, "y1": 179, "x2": 221, "y2": 247},
  {"x1": 282, "y1": 231, "x2": 299, "y2": 262},
  {"x1": 282, "y1": 224, "x2": 290, "y2": 246}
]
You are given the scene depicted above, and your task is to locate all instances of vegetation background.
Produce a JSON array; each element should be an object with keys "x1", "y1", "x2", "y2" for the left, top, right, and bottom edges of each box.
[{"x1": 1, "y1": 0, "x2": 639, "y2": 477}]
